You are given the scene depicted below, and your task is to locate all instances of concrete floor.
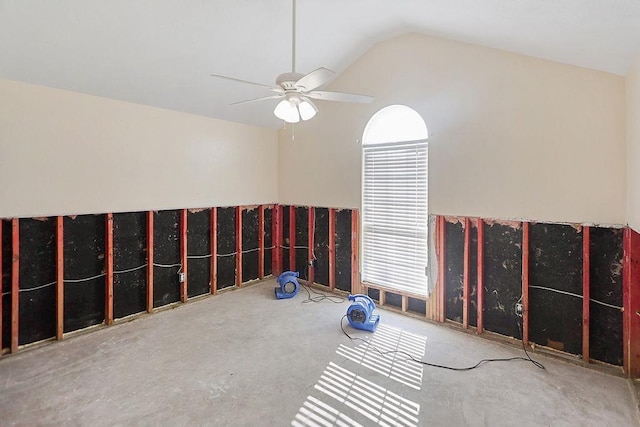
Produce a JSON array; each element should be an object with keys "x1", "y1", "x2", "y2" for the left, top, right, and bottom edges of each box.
[{"x1": 0, "y1": 279, "x2": 638, "y2": 426}]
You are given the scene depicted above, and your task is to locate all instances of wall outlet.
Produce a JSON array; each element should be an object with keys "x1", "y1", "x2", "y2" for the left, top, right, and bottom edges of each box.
[
  {"x1": 515, "y1": 303, "x2": 523, "y2": 317},
  {"x1": 178, "y1": 272, "x2": 185, "y2": 283}
]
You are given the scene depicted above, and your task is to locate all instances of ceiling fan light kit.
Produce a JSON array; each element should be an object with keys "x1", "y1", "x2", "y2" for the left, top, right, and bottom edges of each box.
[
  {"x1": 274, "y1": 95, "x2": 318, "y2": 123},
  {"x1": 210, "y1": 0, "x2": 373, "y2": 125}
]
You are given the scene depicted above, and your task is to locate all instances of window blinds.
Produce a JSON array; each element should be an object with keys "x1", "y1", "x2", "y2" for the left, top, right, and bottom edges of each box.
[{"x1": 362, "y1": 139, "x2": 428, "y2": 296}]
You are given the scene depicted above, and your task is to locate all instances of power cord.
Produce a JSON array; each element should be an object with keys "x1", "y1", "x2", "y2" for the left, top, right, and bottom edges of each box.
[
  {"x1": 298, "y1": 262, "x2": 345, "y2": 304},
  {"x1": 340, "y1": 315, "x2": 545, "y2": 371},
  {"x1": 301, "y1": 282, "x2": 345, "y2": 304}
]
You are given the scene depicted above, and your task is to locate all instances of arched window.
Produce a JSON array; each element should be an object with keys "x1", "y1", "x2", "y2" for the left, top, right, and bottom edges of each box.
[{"x1": 362, "y1": 105, "x2": 428, "y2": 296}]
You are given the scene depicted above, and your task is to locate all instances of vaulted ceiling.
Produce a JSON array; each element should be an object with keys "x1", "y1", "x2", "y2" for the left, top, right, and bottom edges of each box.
[{"x1": 1, "y1": 0, "x2": 639, "y2": 129}]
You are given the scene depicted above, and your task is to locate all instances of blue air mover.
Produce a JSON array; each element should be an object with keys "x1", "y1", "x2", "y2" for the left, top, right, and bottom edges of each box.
[
  {"x1": 347, "y1": 294, "x2": 380, "y2": 332},
  {"x1": 275, "y1": 271, "x2": 300, "y2": 299}
]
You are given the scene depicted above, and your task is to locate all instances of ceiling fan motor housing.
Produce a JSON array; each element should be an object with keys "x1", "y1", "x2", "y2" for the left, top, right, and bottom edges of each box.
[
  {"x1": 347, "y1": 294, "x2": 380, "y2": 332},
  {"x1": 275, "y1": 271, "x2": 300, "y2": 299}
]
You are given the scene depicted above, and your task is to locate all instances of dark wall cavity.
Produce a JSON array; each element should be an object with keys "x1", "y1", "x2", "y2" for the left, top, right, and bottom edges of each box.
[
  {"x1": 19, "y1": 218, "x2": 56, "y2": 345},
  {"x1": 483, "y1": 222, "x2": 522, "y2": 338},
  {"x1": 152, "y1": 210, "x2": 180, "y2": 307},
  {"x1": 216, "y1": 207, "x2": 236, "y2": 289},
  {"x1": 64, "y1": 215, "x2": 105, "y2": 333},
  {"x1": 335, "y1": 210, "x2": 352, "y2": 292},
  {"x1": 445, "y1": 220, "x2": 464, "y2": 323},
  {"x1": 408, "y1": 297, "x2": 427, "y2": 315},
  {"x1": 2, "y1": 220, "x2": 11, "y2": 349},
  {"x1": 264, "y1": 207, "x2": 273, "y2": 277},
  {"x1": 242, "y1": 208, "x2": 259, "y2": 282},
  {"x1": 385, "y1": 292, "x2": 402, "y2": 308},
  {"x1": 368, "y1": 287, "x2": 380, "y2": 302},
  {"x1": 314, "y1": 208, "x2": 329, "y2": 286},
  {"x1": 529, "y1": 223, "x2": 583, "y2": 355},
  {"x1": 113, "y1": 212, "x2": 147, "y2": 319},
  {"x1": 187, "y1": 209, "x2": 211, "y2": 297},
  {"x1": 295, "y1": 207, "x2": 309, "y2": 279},
  {"x1": 589, "y1": 227, "x2": 623, "y2": 365}
]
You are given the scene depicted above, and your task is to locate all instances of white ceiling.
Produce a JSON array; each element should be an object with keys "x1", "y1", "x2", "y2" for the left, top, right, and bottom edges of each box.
[{"x1": 1, "y1": 0, "x2": 639, "y2": 129}]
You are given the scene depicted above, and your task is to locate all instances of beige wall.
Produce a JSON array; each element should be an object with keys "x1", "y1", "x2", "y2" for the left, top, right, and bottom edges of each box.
[
  {"x1": 279, "y1": 33, "x2": 627, "y2": 225},
  {"x1": 0, "y1": 79, "x2": 278, "y2": 218},
  {"x1": 628, "y1": 54, "x2": 640, "y2": 232}
]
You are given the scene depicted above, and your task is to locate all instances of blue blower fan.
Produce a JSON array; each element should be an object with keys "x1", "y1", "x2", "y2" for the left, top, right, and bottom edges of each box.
[
  {"x1": 275, "y1": 271, "x2": 300, "y2": 299},
  {"x1": 347, "y1": 294, "x2": 380, "y2": 332}
]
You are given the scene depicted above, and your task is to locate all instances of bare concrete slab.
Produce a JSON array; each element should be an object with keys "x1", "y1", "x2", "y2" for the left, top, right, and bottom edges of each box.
[{"x1": 0, "y1": 279, "x2": 637, "y2": 426}]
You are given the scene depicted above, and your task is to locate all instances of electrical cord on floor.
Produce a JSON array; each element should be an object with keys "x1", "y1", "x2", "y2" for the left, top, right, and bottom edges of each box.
[
  {"x1": 301, "y1": 282, "x2": 345, "y2": 304},
  {"x1": 340, "y1": 315, "x2": 545, "y2": 371},
  {"x1": 298, "y1": 263, "x2": 345, "y2": 304}
]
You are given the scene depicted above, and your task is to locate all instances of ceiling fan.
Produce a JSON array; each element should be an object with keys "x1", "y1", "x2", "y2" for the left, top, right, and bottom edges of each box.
[{"x1": 211, "y1": 0, "x2": 374, "y2": 124}]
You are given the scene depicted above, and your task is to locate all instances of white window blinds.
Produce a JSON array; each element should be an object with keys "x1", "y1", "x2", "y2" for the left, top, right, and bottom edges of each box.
[{"x1": 362, "y1": 139, "x2": 428, "y2": 296}]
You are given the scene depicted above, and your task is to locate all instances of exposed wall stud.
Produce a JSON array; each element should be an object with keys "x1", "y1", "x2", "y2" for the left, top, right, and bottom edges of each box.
[
  {"x1": 351, "y1": 210, "x2": 359, "y2": 294},
  {"x1": 402, "y1": 295, "x2": 408, "y2": 312},
  {"x1": 272, "y1": 205, "x2": 282, "y2": 275},
  {"x1": 236, "y1": 206, "x2": 243, "y2": 286},
  {"x1": 180, "y1": 209, "x2": 188, "y2": 302},
  {"x1": 258, "y1": 205, "x2": 265, "y2": 280},
  {"x1": 463, "y1": 217, "x2": 471, "y2": 329},
  {"x1": 477, "y1": 218, "x2": 485, "y2": 334},
  {"x1": 623, "y1": 227, "x2": 640, "y2": 378},
  {"x1": 289, "y1": 206, "x2": 296, "y2": 272},
  {"x1": 582, "y1": 225, "x2": 590, "y2": 362},
  {"x1": 11, "y1": 218, "x2": 19, "y2": 353},
  {"x1": 0, "y1": 221, "x2": 3, "y2": 353},
  {"x1": 522, "y1": 221, "x2": 530, "y2": 346},
  {"x1": 329, "y1": 208, "x2": 336, "y2": 291},
  {"x1": 210, "y1": 208, "x2": 217, "y2": 294},
  {"x1": 379, "y1": 290, "x2": 386, "y2": 306},
  {"x1": 105, "y1": 213, "x2": 114, "y2": 325},
  {"x1": 146, "y1": 211, "x2": 154, "y2": 313},
  {"x1": 308, "y1": 207, "x2": 315, "y2": 284},
  {"x1": 437, "y1": 216, "x2": 446, "y2": 323}
]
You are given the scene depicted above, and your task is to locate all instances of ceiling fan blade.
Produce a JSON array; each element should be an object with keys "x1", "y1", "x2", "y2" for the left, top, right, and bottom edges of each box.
[
  {"x1": 307, "y1": 90, "x2": 374, "y2": 103},
  {"x1": 230, "y1": 94, "x2": 284, "y2": 106},
  {"x1": 294, "y1": 67, "x2": 335, "y2": 91},
  {"x1": 210, "y1": 74, "x2": 283, "y2": 92}
]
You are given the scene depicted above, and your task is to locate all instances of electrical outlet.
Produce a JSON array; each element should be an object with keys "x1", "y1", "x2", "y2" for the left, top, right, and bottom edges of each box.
[
  {"x1": 515, "y1": 303, "x2": 523, "y2": 317},
  {"x1": 178, "y1": 272, "x2": 185, "y2": 283}
]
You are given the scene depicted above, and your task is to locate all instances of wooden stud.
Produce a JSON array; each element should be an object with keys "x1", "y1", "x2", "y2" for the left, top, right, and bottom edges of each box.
[
  {"x1": 329, "y1": 208, "x2": 336, "y2": 291},
  {"x1": 351, "y1": 210, "x2": 359, "y2": 294},
  {"x1": 437, "y1": 216, "x2": 446, "y2": 323},
  {"x1": 623, "y1": 227, "x2": 640, "y2": 378},
  {"x1": 210, "y1": 208, "x2": 217, "y2": 294},
  {"x1": 258, "y1": 205, "x2": 265, "y2": 280},
  {"x1": 236, "y1": 206, "x2": 243, "y2": 287},
  {"x1": 402, "y1": 295, "x2": 408, "y2": 312},
  {"x1": 289, "y1": 206, "x2": 296, "y2": 273},
  {"x1": 582, "y1": 225, "x2": 590, "y2": 363},
  {"x1": 11, "y1": 218, "x2": 19, "y2": 353},
  {"x1": 0, "y1": 221, "x2": 2, "y2": 353},
  {"x1": 379, "y1": 290, "x2": 386, "y2": 306},
  {"x1": 105, "y1": 213, "x2": 114, "y2": 325},
  {"x1": 272, "y1": 205, "x2": 282, "y2": 275},
  {"x1": 462, "y1": 217, "x2": 471, "y2": 329},
  {"x1": 624, "y1": 227, "x2": 630, "y2": 374},
  {"x1": 55, "y1": 217, "x2": 64, "y2": 339},
  {"x1": 522, "y1": 221, "x2": 530, "y2": 346},
  {"x1": 477, "y1": 218, "x2": 485, "y2": 334},
  {"x1": 180, "y1": 209, "x2": 188, "y2": 302},
  {"x1": 308, "y1": 207, "x2": 315, "y2": 284},
  {"x1": 146, "y1": 211, "x2": 154, "y2": 313}
]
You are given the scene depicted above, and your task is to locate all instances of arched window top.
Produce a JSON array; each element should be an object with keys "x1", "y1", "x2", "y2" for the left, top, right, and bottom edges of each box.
[{"x1": 363, "y1": 105, "x2": 428, "y2": 145}]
